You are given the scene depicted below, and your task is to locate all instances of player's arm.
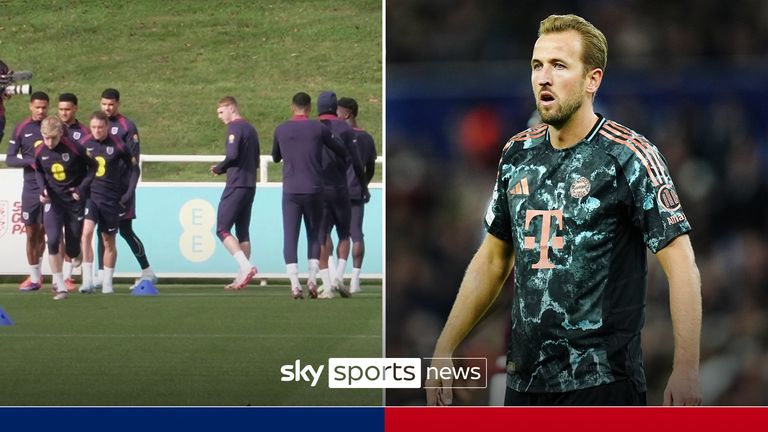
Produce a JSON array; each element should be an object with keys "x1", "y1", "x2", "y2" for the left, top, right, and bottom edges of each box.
[
  {"x1": 365, "y1": 135, "x2": 376, "y2": 184},
  {"x1": 32, "y1": 154, "x2": 50, "y2": 203},
  {"x1": 345, "y1": 131, "x2": 368, "y2": 199},
  {"x1": 655, "y1": 234, "x2": 702, "y2": 406},
  {"x1": 118, "y1": 146, "x2": 141, "y2": 206},
  {"x1": 320, "y1": 126, "x2": 349, "y2": 161},
  {"x1": 212, "y1": 129, "x2": 240, "y2": 174},
  {"x1": 426, "y1": 233, "x2": 514, "y2": 406},
  {"x1": 5, "y1": 127, "x2": 32, "y2": 167},
  {"x1": 127, "y1": 122, "x2": 141, "y2": 157},
  {"x1": 271, "y1": 131, "x2": 282, "y2": 163},
  {"x1": 75, "y1": 146, "x2": 98, "y2": 200}
]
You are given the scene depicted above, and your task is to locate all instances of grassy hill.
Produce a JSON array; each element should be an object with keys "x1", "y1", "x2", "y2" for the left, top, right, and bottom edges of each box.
[{"x1": 0, "y1": 0, "x2": 382, "y2": 181}]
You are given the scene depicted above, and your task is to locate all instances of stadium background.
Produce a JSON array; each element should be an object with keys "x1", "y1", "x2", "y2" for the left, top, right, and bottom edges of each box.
[
  {"x1": 386, "y1": 0, "x2": 768, "y2": 405},
  {"x1": 0, "y1": 0, "x2": 383, "y2": 406}
]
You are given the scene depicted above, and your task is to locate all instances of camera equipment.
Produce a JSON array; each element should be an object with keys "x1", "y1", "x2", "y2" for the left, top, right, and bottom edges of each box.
[{"x1": 0, "y1": 60, "x2": 33, "y2": 96}]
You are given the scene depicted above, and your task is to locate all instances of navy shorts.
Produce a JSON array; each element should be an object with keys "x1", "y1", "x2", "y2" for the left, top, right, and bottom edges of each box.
[
  {"x1": 216, "y1": 187, "x2": 255, "y2": 242},
  {"x1": 84, "y1": 198, "x2": 121, "y2": 234},
  {"x1": 21, "y1": 185, "x2": 43, "y2": 226},
  {"x1": 320, "y1": 188, "x2": 351, "y2": 242},
  {"x1": 43, "y1": 196, "x2": 84, "y2": 257}
]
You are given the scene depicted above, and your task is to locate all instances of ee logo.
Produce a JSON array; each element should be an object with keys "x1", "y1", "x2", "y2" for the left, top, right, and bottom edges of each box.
[{"x1": 179, "y1": 199, "x2": 216, "y2": 262}]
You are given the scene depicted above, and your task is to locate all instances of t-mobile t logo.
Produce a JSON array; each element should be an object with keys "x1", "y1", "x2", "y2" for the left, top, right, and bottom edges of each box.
[{"x1": 523, "y1": 209, "x2": 564, "y2": 269}]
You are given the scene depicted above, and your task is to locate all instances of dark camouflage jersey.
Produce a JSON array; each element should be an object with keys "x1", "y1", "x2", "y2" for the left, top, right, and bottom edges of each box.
[{"x1": 484, "y1": 115, "x2": 691, "y2": 393}]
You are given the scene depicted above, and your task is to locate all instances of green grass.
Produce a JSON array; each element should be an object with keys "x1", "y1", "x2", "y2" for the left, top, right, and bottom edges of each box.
[
  {"x1": 0, "y1": 282, "x2": 383, "y2": 406},
  {"x1": 0, "y1": 0, "x2": 382, "y2": 181}
]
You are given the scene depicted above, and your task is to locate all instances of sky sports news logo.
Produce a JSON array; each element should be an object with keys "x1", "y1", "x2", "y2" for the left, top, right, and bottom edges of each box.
[{"x1": 280, "y1": 358, "x2": 487, "y2": 389}]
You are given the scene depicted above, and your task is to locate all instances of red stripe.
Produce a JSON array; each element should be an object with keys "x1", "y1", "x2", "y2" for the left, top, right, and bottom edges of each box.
[
  {"x1": 599, "y1": 130, "x2": 660, "y2": 186},
  {"x1": 605, "y1": 121, "x2": 670, "y2": 183},
  {"x1": 385, "y1": 407, "x2": 768, "y2": 432},
  {"x1": 510, "y1": 124, "x2": 547, "y2": 141}
]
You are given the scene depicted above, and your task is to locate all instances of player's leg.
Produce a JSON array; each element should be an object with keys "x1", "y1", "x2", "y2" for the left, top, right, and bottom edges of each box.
[
  {"x1": 19, "y1": 193, "x2": 43, "y2": 291},
  {"x1": 101, "y1": 230, "x2": 117, "y2": 294},
  {"x1": 317, "y1": 198, "x2": 336, "y2": 298},
  {"x1": 63, "y1": 200, "x2": 84, "y2": 266},
  {"x1": 217, "y1": 188, "x2": 255, "y2": 290},
  {"x1": 60, "y1": 240, "x2": 76, "y2": 292},
  {"x1": 79, "y1": 200, "x2": 97, "y2": 293},
  {"x1": 232, "y1": 187, "x2": 257, "y2": 289},
  {"x1": 94, "y1": 231, "x2": 104, "y2": 289},
  {"x1": 304, "y1": 193, "x2": 324, "y2": 299},
  {"x1": 43, "y1": 202, "x2": 67, "y2": 299},
  {"x1": 333, "y1": 192, "x2": 352, "y2": 296},
  {"x1": 282, "y1": 193, "x2": 304, "y2": 298},
  {"x1": 119, "y1": 219, "x2": 157, "y2": 289},
  {"x1": 349, "y1": 201, "x2": 365, "y2": 293},
  {"x1": 99, "y1": 199, "x2": 121, "y2": 294}
]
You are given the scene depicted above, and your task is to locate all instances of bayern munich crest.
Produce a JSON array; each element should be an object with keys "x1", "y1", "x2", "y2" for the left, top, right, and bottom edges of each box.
[{"x1": 570, "y1": 176, "x2": 591, "y2": 199}]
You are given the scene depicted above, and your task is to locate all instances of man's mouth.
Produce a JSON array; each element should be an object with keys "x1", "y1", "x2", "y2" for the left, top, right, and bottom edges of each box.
[{"x1": 539, "y1": 92, "x2": 556, "y2": 106}]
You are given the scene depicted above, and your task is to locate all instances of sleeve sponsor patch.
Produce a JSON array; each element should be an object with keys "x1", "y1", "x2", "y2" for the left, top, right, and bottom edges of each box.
[{"x1": 228, "y1": 134, "x2": 235, "y2": 144}]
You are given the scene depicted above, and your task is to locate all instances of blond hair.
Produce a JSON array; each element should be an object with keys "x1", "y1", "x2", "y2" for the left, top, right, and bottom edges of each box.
[
  {"x1": 538, "y1": 14, "x2": 607, "y2": 73},
  {"x1": 41, "y1": 116, "x2": 64, "y2": 137},
  {"x1": 218, "y1": 96, "x2": 238, "y2": 108}
]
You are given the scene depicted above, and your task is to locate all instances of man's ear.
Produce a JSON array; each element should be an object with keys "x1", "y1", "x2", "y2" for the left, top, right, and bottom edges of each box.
[{"x1": 586, "y1": 67, "x2": 603, "y2": 96}]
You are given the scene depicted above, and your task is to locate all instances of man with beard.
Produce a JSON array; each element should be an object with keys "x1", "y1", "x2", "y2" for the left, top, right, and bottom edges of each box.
[{"x1": 426, "y1": 14, "x2": 702, "y2": 406}]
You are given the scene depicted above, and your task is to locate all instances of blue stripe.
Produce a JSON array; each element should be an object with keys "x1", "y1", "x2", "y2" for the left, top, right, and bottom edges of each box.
[{"x1": 0, "y1": 407, "x2": 385, "y2": 432}]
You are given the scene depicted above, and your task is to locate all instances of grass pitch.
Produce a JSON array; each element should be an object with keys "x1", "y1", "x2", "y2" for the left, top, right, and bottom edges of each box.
[
  {"x1": 0, "y1": 282, "x2": 382, "y2": 406},
  {"x1": 0, "y1": 0, "x2": 382, "y2": 181}
]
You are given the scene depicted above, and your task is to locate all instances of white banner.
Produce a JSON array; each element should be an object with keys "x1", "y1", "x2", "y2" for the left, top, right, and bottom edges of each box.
[{"x1": 0, "y1": 169, "x2": 53, "y2": 275}]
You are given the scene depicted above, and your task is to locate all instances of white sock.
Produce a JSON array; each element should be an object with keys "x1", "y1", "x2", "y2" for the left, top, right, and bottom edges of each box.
[
  {"x1": 63, "y1": 261, "x2": 73, "y2": 280},
  {"x1": 328, "y1": 256, "x2": 337, "y2": 281},
  {"x1": 335, "y1": 259, "x2": 347, "y2": 281},
  {"x1": 30, "y1": 264, "x2": 42, "y2": 283},
  {"x1": 233, "y1": 250, "x2": 252, "y2": 272},
  {"x1": 103, "y1": 267, "x2": 115, "y2": 293},
  {"x1": 319, "y1": 269, "x2": 332, "y2": 290},
  {"x1": 141, "y1": 266, "x2": 155, "y2": 279},
  {"x1": 287, "y1": 263, "x2": 300, "y2": 289},
  {"x1": 308, "y1": 259, "x2": 319, "y2": 284},
  {"x1": 352, "y1": 268, "x2": 361, "y2": 291},
  {"x1": 82, "y1": 263, "x2": 93, "y2": 287},
  {"x1": 94, "y1": 269, "x2": 103, "y2": 284},
  {"x1": 53, "y1": 272, "x2": 66, "y2": 293}
]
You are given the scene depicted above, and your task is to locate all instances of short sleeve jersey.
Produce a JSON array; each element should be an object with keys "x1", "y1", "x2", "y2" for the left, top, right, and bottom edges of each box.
[{"x1": 484, "y1": 116, "x2": 691, "y2": 393}]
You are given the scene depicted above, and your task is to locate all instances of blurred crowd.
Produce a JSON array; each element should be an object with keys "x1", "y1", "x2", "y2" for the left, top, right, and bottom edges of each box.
[{"x1": 386, "y1": 0, "x2": 768, "y2": 405}]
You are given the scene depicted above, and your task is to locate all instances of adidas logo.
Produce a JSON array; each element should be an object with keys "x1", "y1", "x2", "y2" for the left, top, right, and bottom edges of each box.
[{"x1": 509, "y1": 177, "x2": 530, "y2": 195}]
